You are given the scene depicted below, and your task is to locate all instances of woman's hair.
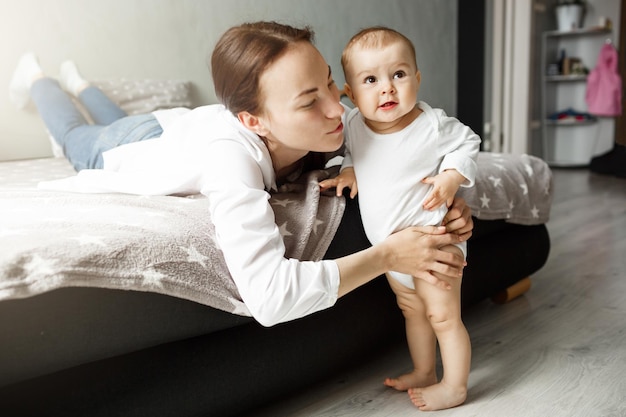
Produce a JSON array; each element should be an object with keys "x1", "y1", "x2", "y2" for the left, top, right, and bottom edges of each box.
[
  {"x1": 211, "y1": 21, "x2": 315, "y2": 115},
  {"x1": 341, "y1": 26, "x2": 418, "y2": 78}
]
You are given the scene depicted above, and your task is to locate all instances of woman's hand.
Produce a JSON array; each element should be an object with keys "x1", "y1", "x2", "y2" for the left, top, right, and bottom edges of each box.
[
  {"x1": 382, "y1": 225, "x2": 466, "y2": 290},
  {"x1": 335, "y1": 196, "x2": 473, "y2": 297},
  {"x1": 442, "y1": 196, "x2": 473, "y2": 241},
  {"x1": 378, "y1": 197, "x2": 473, "y2": 290}
]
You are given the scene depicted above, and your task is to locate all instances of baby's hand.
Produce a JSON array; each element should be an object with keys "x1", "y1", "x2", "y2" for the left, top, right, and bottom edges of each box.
[
  {"x1": 319, "y1": 167, "x2": 358, "y2": 198},
  {"x1": 422, "y1": 170, "x2": 466, "y2": 210}
]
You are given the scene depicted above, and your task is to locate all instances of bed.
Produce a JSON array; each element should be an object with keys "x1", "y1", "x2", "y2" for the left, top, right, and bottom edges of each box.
[{"x1": 0, "y1": 81, "x2": 553, "y2": 416}]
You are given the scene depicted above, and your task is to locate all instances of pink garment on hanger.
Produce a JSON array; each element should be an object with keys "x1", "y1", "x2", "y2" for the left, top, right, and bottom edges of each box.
[{"x1": 585, "y1": 43, "x2": 622, "y2": 117}]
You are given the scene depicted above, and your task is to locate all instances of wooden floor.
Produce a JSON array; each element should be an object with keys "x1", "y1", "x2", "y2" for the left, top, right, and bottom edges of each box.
[{"x1": 251, "y1": 167, "x2": 626, "y2": 417}]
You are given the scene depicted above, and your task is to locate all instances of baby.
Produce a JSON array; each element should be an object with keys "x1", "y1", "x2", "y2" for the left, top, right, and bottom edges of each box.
[{"x1": 321, "y1": 27, "x2": 480, "y2": 411}]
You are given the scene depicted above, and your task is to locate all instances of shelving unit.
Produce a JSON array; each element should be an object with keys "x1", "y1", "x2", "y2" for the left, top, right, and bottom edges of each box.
[{"x1": 540, "y1": 27, "x2": 612, "y2": 166}]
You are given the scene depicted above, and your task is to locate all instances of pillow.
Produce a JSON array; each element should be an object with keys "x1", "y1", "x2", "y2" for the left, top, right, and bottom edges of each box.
[
  {"x1": 48, "y1": 79, "x2": 193, "y2": 158},
  {"x1": 92, "y1": 78, "x2": 192, "y2": 114}
]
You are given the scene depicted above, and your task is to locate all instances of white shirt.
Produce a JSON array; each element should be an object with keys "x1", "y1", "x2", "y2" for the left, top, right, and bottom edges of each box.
[
  {"x1": 342, "y1": 101, "x2": 480, "y2": 245},
  {"x1": 40, "y1": 104, "x2": 340, "y2": 326}
]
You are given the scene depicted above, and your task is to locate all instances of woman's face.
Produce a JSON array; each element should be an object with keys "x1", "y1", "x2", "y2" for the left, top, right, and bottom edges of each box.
[{"x1": 256, "y1": 42, "x2": 344, "y2": 160}]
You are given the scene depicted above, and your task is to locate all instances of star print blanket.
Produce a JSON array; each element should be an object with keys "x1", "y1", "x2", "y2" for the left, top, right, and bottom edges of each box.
[
  {"x1": 0, "y1": 158, "x2": 344, "y2": 315},
  {"x1": 456, "y1": 152, "x2": 553, "y2": 225},
  {"x1": 0, "y1": 153, "x2": 552, "y2": 313}
]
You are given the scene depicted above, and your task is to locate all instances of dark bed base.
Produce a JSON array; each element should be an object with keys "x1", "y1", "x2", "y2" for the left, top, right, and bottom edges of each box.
[{"x1": 0, "y1": 219, "x2": 550, "y2": 417}]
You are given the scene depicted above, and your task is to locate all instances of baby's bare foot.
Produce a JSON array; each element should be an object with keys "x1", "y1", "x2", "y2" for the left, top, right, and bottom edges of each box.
[
  {"x1": 408, "y1": 382, "x2": 467, "y2": 411},
  {"x1": 383, "y1": 370, "x2": 436, "y2": 392}
]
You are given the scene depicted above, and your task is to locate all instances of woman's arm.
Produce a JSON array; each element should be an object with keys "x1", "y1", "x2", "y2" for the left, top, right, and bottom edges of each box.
[
  {"x1": 336, "y1": 225, "x2": 466, "y2": 294},
  {"x1": 336, "y1": 195, "x2": 472, "y2": 295},
  {"x1": 205, "y1": 138, "x2": 472, "y2": 325},
  {"x1": 204, "y1": 139, "x2": 345, "y2": 326}
]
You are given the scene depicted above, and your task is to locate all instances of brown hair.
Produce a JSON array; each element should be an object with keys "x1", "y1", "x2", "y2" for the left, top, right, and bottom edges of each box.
[
  {"x1": 341, "y1": 26, "x2": 417, "y2": 79},
  {"x1": 211, "y1": 21, "x2": 315, "y2": 115}
]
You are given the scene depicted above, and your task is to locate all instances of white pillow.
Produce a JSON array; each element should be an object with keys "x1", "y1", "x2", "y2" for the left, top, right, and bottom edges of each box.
[
  {"x1": 48, "y1": 79, "x2": 193, "y2": 157},
  {"x1": 92, "y1": 78, "x2": 192, "y2": 114}
]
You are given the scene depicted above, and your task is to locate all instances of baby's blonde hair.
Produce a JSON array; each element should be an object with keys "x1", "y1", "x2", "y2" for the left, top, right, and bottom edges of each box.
[{"x1": 341, "y1": 26, "x2": 418, "y2": 79}]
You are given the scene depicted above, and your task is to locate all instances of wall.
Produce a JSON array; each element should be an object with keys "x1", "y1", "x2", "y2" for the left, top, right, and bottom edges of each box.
[{"x1": 0, "y1": 0, "x2": 457, "y2": 161}]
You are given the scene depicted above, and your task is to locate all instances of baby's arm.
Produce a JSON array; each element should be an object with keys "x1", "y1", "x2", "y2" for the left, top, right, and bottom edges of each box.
[
  {"x1": 319, "y1": 167, "x2": 358, "y2": 198},
  {"x1": 422, "y1": 169, "x2": 467, "y2": 210}
]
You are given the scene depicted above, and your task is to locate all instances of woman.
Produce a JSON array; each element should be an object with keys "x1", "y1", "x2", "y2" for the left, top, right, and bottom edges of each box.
[{"x1": 9, "y1": 21, "x2": 472, "y2": 326}]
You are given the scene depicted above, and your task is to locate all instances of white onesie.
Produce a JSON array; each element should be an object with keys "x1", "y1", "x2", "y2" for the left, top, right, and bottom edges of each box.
[{"x1": 342, "y1": 101, "x2": 481, "y2": 289}]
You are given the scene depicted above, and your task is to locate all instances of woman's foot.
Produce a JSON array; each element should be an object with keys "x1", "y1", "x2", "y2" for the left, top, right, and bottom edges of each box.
[
  {"x1": 408, "y1": 382, "x2": 467, "y2": 411},
  {"x1": 383, "y1": 369, "x2": 437, "y2": 391},
  {"x1": 59, "y1": 60, "x2": 88, "y2": 97},
  {"x1": 9, "y1": 52, "x2": 43, "y2": 109}
]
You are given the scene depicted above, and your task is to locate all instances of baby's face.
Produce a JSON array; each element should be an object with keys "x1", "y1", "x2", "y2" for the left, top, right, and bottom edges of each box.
[{"x1": 345, "y1": 41, "x2": 420, "y2": 133}]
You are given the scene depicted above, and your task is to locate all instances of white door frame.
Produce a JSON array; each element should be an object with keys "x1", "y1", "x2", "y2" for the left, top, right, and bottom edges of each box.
[{"x1": 490, "y1": 0, "x2": 532, "y2": 154}]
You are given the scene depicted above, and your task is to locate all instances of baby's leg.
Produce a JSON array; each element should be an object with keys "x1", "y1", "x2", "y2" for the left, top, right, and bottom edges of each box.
[
  {"x1": 384, "y1": 274, "x2": 437, "y2": 391},
  {"x1": 408, "y1": 245, "x2": 471, "y2": 411}
]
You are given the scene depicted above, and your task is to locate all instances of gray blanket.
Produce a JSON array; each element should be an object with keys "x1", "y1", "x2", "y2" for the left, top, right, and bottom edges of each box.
[
  {"x1": 0, "y1": 158, "x2": 344, "y2": 316},
  {"x1": 0, "y1": 153, "x2": 552, "y2": 314},
  {"x1": 457, "y1": 152, "x2": 553, "y2": 225}
]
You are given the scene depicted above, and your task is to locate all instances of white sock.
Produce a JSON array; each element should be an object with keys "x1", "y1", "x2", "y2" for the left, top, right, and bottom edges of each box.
[
  {"x1": 59, "y1": 60, "x2": 88, "y2": 97},
  {"x1": 9, "y1": 52, "x2": 43, "y2": 109}
]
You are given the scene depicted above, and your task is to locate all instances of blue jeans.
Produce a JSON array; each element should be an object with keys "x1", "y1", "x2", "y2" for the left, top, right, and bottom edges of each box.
[{"x1": 30, "y1": 78, "x2": 163, "y2": 170}]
